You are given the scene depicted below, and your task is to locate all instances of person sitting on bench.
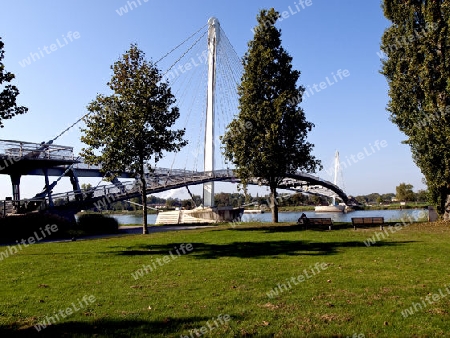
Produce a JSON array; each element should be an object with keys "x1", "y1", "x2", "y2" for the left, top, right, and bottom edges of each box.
[{"x1": 298, "y1": 213, "x2": 309, "y2": 225}]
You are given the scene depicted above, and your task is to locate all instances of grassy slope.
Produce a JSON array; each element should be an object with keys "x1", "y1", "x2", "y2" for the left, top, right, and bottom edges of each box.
[{"x1": 0, "y1": 222, "x2": 449, "y2": 337}]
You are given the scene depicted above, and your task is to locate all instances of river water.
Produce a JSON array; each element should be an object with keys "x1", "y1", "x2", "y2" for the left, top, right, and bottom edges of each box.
[{"x1": 111, "y1": 208, "x2": 429, "y2": 225}]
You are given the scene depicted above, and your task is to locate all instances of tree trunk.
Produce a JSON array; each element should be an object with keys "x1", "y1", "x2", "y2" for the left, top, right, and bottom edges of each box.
[
  {"x1": 270, "y1": 186, "x2": 278, "y2": 223},
  {"x1": 444, "y1": 194, "x2": 450, "y2": 221},
  {"x1": 141, "y1": 176, "x2": 148, "y2": 234}
]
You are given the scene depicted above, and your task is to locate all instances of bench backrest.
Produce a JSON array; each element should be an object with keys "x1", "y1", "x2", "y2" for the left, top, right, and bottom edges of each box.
[
  {"x1": 351, "y1": 217, "x2": 384, "y2": 224},
  {"x1": 308, "y1": 218, "x2": 333, "y2": 225}
]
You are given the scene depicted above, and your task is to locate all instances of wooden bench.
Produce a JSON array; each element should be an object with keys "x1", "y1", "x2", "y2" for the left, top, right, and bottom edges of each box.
[
  {"x1": 351, "y1": 217, "x2": 384, "y2": 230},
  {"x1": 298, "y1": 218, "x2": 333, "y2": 230}
]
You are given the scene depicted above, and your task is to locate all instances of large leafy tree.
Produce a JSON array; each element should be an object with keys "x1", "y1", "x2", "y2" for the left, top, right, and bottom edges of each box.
[
  {"x1": 222, "y1": 9, "x2": 321, "y2": 223},
  {"x1": 81, "y1": 44, "x2": 187, "y2": 234},
  {"x1": 380, "y1": 1, "x2": 450, "y2": 217},
  {"x1": 0, "y1": 37, "x2": 28, "y2": 127},
  {"x1": 396, "y1": 182, "x2": 415, "y2": 202}
]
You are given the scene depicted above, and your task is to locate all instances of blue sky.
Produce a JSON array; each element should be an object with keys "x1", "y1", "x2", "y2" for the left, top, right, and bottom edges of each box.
[{"x1": 0, "y1": 0, "x2": 426, "y2": 200}]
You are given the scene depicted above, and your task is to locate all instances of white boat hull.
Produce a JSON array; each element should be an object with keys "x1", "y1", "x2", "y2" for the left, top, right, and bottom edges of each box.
[
  {"x1": 155, "y1": 207, "x2": 244, "y2": 225},
  {"x1": 314, "y1": 205, "x2": 345, "y2": 212}
]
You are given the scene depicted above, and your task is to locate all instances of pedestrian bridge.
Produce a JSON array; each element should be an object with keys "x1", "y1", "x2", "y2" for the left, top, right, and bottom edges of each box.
[
  {"x1": 0, "y1": 17, "x2": 349, "y2": 217},
  {"x1": 0, "y1": 164, "x2": 348, "y2": 216}
]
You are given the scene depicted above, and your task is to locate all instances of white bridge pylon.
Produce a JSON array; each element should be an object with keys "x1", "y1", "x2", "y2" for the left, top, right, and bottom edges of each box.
[{"x1": 203, "y1": 17, "x2": 220, "y2": 207}]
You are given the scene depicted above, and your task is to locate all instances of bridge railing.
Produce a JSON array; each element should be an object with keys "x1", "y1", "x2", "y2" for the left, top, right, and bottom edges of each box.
[
  {"x1": 0, "y1": 197, "x2": 50, "y2": 216},
  {"x1": 0, "y1": 139, "x2": 74, "y2": 161},
  {"x1": 71, "y1": 162, "x2": 102, "y2": 170},
  {"x1": 40, "y1": 169, "x2": 236, "y2": 207},
  {"x1": 0, "y1": 199, "x2": 15, "y2": 217}
]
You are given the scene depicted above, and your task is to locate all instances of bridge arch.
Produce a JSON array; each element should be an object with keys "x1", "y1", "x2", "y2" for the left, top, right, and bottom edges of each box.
[{"x1": 30, "y1": 169, "x2": 348, "y2": 213}]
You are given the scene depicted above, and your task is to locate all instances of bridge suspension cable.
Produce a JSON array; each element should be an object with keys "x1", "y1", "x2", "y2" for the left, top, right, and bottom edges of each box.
[
  {"x1": 48, "y1": 24, "x2": 209, "y2": 145},
  {"x1": 161, "y1": 30, "x2": 208, "y2": 79},
  {"x1": 51, "y1": 113, "x2": 91, "y2": 143},
  {"x1": 215, "y1": 27, "x2": 243, "y2": 169},
  {"x1": 157, "y1": 21, "x2": 244, "y2": 176},
  {"x1": 155, "y1": 23, "x2": 208, "y2": 66},
  {"x1": 161, "y1": 23, "x2": 243, "y2": 175}
]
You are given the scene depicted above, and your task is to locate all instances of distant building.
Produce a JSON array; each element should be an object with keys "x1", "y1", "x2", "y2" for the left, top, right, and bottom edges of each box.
[{"x1": 149, "y1": 204, "x2": 166, "y2": 209}]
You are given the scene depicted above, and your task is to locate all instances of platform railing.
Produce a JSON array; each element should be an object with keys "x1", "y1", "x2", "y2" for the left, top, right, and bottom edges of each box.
[{"x1": 0, "y1": 139, "x2": 74, "y2": 161}]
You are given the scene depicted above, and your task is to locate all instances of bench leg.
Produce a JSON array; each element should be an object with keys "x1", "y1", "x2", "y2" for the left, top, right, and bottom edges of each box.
[
  {"x1": 329, "y1": 225, "x2": 331, "y2": 231},
  {"x1": 354, "y1": 225, "x2": 356, "y2": 230},
  {"x1": 380, "y1": 225, "x2": 384, "y2": 231}
]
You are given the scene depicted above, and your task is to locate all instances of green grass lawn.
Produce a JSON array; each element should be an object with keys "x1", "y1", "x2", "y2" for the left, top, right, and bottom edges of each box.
[{"x1": 1, "y1": 221, "x2": 450, "y2": 337}]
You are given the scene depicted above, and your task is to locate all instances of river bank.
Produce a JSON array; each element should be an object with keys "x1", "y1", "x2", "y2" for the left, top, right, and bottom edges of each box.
[
  {"x1": 277, "y1": 203, "x2": 429, "y2": 212},
  {"x1": 107, "y1": 208, "x2": 429, "y2": 225},
  {"x1": 86, "y1": 202, "x2": 429, "y2": 218}
]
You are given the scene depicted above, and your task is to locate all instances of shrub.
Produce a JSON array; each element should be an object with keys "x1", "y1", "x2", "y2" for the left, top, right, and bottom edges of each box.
[
  {"x1": 76, "y1": 213, "x2": 119, "y2": 234},
  {"x1": 0, "y1": 212, "x2": 72, "y2": 242}
]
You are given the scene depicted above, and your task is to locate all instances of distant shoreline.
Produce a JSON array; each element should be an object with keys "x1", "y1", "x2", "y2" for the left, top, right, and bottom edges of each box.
[{"x1": 86, "y1": 203, "x2": 429, "y2": 216}]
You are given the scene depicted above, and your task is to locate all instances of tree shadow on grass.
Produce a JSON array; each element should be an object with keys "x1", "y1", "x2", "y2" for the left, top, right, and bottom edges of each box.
[
  {"x1": 226, "y1": 223, "x2": 402, "y2": 232},
  {"x1": 113, "y1": 240, "x2": 416, "y2": 259},
  {"x1": 230, "y1": 224, "x2": 330, "y2": 232},
  {"x1": 0, "y1": 315, "x2": 242, "y2": 337}
]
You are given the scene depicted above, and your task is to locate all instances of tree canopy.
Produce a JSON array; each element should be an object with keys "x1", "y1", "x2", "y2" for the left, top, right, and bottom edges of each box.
[
  {"x1": 81, "y1": 44, "x2": 187, "y2": 233},
  {"x1": 0, "y1": 37, "x2": 28, "y2": 128},
  {"x1": 222, "y1": 8, "x2": 321, "y2": 222},
  {"x1": 396, "y1": 183, "x2": 415, "y2": 202},
  {"x1": 380, "y1": 1, "x2": 450, "y2": 217}
]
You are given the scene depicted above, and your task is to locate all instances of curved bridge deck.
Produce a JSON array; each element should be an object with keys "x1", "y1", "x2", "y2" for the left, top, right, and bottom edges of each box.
[{"x1": 4, "y1": 168, "x2": 348, "y2": 215}]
